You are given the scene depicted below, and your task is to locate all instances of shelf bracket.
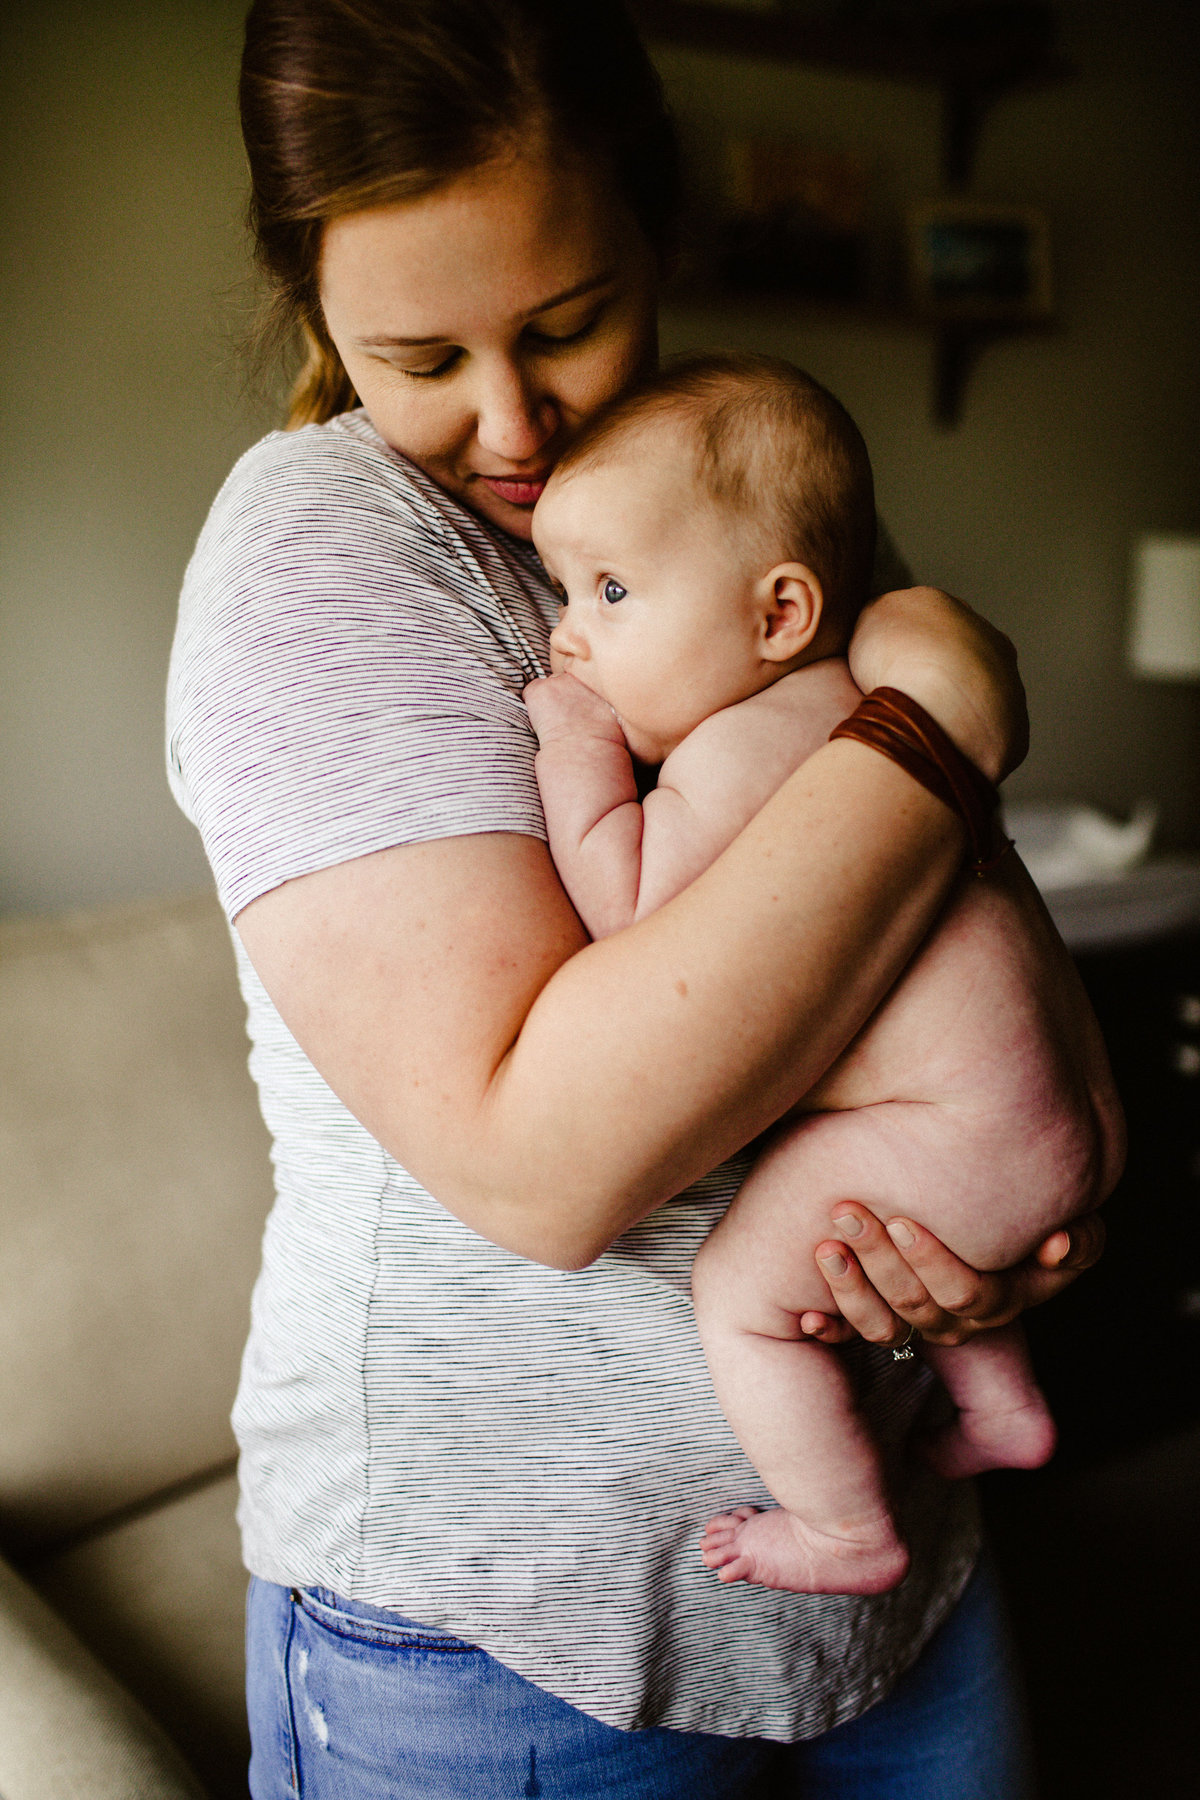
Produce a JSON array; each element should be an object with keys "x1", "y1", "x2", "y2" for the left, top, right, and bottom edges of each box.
[{"x1": 933, "y1": 323, "x2": 1004, "y2": 427}]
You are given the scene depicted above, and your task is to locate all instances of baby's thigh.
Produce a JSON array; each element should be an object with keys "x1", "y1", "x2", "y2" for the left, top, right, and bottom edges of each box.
[{"x1": 693, "y1": 1112, "x2": 894, "y2": 1333}]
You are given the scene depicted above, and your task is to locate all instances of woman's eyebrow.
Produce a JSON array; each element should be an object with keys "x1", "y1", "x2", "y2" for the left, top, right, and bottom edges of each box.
[
  {"x1": 357, "y1": 272, "x2": 618, "y2": 348},
  {"x1": 520, "y1": 270, "x2": 617, "y2": 319}
]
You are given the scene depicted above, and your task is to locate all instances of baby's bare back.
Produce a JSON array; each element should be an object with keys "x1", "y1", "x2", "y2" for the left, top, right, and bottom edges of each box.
[{"x1": 661, "y1": 660, "x2": 1123, "y2": 1271}]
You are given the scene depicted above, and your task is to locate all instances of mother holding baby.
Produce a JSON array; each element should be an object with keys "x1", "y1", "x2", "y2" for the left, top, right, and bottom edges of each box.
[{"x1": 168, "y1": 2, "x2": 1109, "y2": 1794}]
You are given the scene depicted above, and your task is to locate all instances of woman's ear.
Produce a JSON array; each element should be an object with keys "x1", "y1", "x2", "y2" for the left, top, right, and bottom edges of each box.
[{"x1": 758, "y1": 563, "x2": 824, "y2": 661}]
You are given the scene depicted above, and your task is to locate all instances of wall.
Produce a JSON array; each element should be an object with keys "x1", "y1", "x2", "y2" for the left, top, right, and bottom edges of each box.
[
  {"x1": 1, "y1": 0, "x2": 1197, "y2": 915},
  {"x1": 1, "y1": 0, "x2": 276, "y2": 913}
]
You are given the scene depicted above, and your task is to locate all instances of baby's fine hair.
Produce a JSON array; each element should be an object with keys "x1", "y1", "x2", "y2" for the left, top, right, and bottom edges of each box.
[{"x1": 554, "y1": 353, "x2": 876, "y2": 636}]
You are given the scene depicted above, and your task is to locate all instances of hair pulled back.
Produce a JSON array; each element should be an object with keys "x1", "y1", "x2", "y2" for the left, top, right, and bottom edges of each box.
[{"x1": 240, "y1": 0, "x2": 681, "y2": 426}]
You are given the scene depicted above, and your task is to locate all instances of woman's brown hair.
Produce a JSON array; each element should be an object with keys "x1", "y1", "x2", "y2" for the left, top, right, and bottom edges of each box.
[{"x1": 240, "y1": 0, "x2": 681, "y2": 427}]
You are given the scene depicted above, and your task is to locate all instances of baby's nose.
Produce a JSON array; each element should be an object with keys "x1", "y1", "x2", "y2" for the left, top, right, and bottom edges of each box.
[{"x1": 549, "y1": 614, "x2": 587, "y2": 659}]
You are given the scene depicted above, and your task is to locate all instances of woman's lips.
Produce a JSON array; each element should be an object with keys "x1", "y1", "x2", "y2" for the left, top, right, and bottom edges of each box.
[{"x1": 477, "y1": 472, "x2": 551, "y2": 508}]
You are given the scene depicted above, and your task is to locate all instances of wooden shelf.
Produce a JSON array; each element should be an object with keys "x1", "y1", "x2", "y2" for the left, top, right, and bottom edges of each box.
[
  {"x1": 633, "y1": 1, "x2": 1070, "y2": 183},
  {"x1": 663, "y1": 281, "x2": 1058, "y2": 425},
  {"x1": 640, "y1": 5, "x2": 1071, "y2": 420}
]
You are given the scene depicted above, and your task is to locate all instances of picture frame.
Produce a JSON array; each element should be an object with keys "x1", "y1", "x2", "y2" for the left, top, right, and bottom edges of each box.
[{"x1": 906, "y1": 200, "x2": 1053, "y2": 321}]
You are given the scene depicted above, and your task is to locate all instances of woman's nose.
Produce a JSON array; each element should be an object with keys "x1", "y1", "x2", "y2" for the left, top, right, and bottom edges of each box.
[{"x1": 474, "y1": 360, "x2": 558, "y2": 464}]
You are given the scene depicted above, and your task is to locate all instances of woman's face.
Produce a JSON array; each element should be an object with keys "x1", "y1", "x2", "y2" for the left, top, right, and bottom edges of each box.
[{"x1": 319, "y1": 146, "x2": 660, "y2": 541}]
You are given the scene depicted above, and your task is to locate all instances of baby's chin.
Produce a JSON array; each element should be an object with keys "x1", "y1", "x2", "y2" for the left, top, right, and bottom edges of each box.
[{"x1": 620, "y1": 718, "x2": 674, "y2": 767}]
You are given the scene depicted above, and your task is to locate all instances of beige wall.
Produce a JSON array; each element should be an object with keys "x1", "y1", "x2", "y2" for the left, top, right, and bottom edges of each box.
[
  {"x1": 1, "y1": 0, "x2": 276, "y2": 913},
  {"x1": 2, "y1": 0, "x2": 1197, "y2": 915}
]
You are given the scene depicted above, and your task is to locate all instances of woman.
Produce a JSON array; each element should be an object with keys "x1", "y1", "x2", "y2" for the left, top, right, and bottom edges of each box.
[{"x1": 168, "y1": 2, "x2": 1105, "y2": 1794}]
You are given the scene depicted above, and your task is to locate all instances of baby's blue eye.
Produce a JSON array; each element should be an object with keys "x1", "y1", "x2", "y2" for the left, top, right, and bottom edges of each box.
[{"x1": 603, "y1": 578, "x2": 627, "y2": 604}]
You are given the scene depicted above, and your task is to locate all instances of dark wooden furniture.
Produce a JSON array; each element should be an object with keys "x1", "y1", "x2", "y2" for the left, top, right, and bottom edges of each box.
[{"x1": 1024, "y1": 927, "x2": 1200, "y2": 1463}]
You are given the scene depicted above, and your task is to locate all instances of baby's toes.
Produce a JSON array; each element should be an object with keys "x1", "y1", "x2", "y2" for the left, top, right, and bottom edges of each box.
[
  {"x1": 715, "y1": 1554, "x2": 753, "y2": 1584},
  {"x1": 705, "y1": 1505, "x2": 758, "y2": 1532}
]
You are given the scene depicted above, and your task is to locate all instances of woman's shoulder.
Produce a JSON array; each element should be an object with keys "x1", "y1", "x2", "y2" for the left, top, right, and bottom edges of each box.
[
  {"x1": 200, "y1": 409, "x2": 456, "y2": 558},
  {"x1": 182, "y1": 409, "x2": 550, "y2": 636}
]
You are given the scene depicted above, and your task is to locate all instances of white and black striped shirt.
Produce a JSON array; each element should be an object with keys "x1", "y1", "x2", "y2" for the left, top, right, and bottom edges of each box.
[{"x1": 166, "y1": 410, "x2": 978, "y2": 1741}]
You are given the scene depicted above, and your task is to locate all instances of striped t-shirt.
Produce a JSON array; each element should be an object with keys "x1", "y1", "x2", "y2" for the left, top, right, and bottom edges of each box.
[{"x1": 166, "y1": 409, "x2": 979, "y2": 1741}]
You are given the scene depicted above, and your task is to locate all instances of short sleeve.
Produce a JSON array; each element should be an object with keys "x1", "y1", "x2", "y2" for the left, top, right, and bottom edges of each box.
[{"x1": 167, "y1": 421, "x2": 556, "y2": 921}]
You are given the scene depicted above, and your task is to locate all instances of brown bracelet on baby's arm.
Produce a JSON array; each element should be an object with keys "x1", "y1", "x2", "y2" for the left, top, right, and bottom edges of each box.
[{"x1": 829, "y1": 687, "x2": 1014, "y2": 876}]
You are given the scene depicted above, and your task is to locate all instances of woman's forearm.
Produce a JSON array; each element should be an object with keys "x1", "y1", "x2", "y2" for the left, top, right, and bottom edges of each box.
[
  {"x1": 472, "y1": 742, "x2": 962, "y2": 1263},
  {"x1": 245, "y1": 737, "x2": 959, "y2": 1269}
]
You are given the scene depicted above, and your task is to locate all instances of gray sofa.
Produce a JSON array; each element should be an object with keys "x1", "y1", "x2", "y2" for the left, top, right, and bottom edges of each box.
[{"x1": 1, "y1": 892, "x2": 276, "y2": 1799}]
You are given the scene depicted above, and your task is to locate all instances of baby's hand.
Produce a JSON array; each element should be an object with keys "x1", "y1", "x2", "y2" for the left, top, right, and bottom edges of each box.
[{"x1": 523, "y1": 673, "x2": 625, "y2": 749}]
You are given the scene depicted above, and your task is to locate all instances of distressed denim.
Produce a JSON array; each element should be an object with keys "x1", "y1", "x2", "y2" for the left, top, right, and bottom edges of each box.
[{"x1": 246, "y1": 1557, "x2": 1030, "y2": 1799}]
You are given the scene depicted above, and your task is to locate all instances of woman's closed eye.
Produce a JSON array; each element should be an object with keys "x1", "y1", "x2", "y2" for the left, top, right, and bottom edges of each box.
[
  {"x1": 526, "y1": 303, "x2": 606, "y2": 351},
  {"x1": 391, "y1": 349, "x2": 463, "y2": 382},
  {"x1": 602, "y1": 578, "x2": 627, "y2": 604}
]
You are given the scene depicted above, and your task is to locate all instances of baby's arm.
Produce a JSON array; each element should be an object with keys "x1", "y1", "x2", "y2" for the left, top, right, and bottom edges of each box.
[
  {"x1": 522, "y1": 674, "x2": 645, "y2": 938},
  {"x1": 525, "y1": 672, "x2": 829, "y2": 939}
]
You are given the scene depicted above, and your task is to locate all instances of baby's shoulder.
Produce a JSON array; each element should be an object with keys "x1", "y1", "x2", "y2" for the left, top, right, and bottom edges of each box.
[{"x1": 679, "y1": 661, "x2": 859, "y2": 770}]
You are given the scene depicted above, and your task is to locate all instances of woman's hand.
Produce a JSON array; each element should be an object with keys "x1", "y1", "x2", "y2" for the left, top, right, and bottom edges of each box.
[
  {"x1": 848, "y1": 586, "x2": 1028, "y2": 785},
  {"x1": 799, "y1": 1203, "x2": 1107, "y2": 1348}
]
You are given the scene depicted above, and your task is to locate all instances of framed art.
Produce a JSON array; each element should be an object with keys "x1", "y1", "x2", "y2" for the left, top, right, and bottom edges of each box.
[{"x1": 906, "y1": 200, "x2": 1053, "y2": 320}]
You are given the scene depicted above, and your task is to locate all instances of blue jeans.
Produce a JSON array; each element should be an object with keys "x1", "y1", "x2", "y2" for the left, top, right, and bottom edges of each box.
[{"x1": 246, "y1": 1558, "x2": 1031, "y2": 1799}]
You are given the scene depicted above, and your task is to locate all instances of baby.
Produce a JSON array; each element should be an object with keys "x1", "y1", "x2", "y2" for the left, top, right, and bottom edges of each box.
[{"x1": 524, "y1": 353, "x2": 1124, "y2": 1597}]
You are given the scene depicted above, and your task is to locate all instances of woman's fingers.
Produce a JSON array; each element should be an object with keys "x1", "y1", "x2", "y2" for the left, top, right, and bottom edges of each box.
[
  {"x1": 811, "y1": 1203, "x2": 1108, "y2": 1350},
  {"x1": 819, "y1": 1204, "x2": 1015, "y2": 1346},
  {"x1": 813, "y1": 1225, "x2": 937, "y2": 1349},
  {"x1": 797, "y1": 1309, "x2": 857, "y2": 1345},
  {"x1": 1034, "y1": 1211, "x2": 1106, "y2": 1273}
]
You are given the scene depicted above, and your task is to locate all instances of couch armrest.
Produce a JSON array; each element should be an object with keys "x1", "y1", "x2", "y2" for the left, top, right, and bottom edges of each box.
[{"x1": 0, "y1": 1552, "x2": 209, "y2": 1800}]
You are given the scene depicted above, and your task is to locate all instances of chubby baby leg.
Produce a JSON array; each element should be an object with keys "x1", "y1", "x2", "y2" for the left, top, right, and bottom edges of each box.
[
  {"x1": 692, "y1": 1117, "x2": 915, "y2": 1596},
  {"x1": 921, "y1": 1325, "x2": 1057, "y2": 1479}
]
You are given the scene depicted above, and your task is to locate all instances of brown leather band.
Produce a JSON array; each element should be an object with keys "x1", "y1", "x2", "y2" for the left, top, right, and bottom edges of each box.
[{"x1": 829, "y1": 687, "x2": 1013, "y2": 875}]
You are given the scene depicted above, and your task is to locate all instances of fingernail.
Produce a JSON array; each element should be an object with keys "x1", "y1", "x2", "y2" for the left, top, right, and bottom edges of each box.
[
  {"x1": 887, "y1": 1221, "x2": 915, "y2": 1249},
  {"x1": 819, "y1": 1252, "x2": 848, "y2": 1276},
  {"x1": 831, "y1": 1212, "x2": 863, "y2": 1237}
]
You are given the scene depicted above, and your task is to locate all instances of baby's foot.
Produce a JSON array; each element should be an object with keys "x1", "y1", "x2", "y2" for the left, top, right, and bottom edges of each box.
[
  {"x1": 699, "y1": 1504, "x2": 909, "y2": 1595},
  {"x1": 923, "y1": 1399, "x2": 1057, "y2": 1480}
]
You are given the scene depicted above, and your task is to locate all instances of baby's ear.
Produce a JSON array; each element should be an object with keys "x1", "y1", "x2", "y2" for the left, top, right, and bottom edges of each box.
[{"x1": 759, "y1": 563, "x2": 824, "y2": 661}]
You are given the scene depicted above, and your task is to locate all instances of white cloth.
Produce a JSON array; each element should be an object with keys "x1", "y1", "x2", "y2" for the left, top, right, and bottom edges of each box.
[{"x1": 166, "y1": 410, "x2": 978, "y2": 1741}]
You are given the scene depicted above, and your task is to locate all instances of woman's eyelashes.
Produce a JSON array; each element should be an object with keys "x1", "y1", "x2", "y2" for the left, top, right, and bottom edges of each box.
[
  {"x1": 391, "y1": 307, "x2": 606, "y2": 380},
  {"x1": 393, "y1": 350, "x2": 462, "y2": 381},
  {"x1": 602, "y1": 578, "x2": 627, "y2": 604},
  {"x1": 526, "y1": 305, "x2": 605, "y2": 350}
]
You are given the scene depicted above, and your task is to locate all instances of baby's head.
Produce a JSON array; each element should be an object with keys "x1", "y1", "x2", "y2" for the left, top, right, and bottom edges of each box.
[{"x1": 533, "y1": 353, "x2": 875, "y2": 762}]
